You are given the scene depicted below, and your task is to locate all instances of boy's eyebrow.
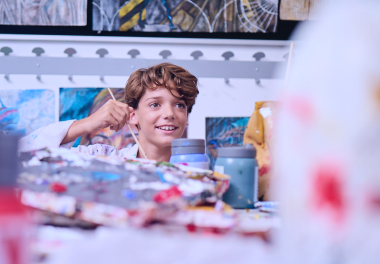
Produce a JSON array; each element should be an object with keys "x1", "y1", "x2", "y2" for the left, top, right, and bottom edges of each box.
[
  {"x1": 145, "y1": 96, "x2": 162, "y2": 101},
  {"x1": 145, "y1": 96, "x2": 185, "y2": 102}
]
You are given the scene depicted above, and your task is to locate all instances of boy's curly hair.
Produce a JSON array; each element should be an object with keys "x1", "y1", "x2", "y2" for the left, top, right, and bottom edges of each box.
[{"x1": 124, "y1": 63, "x2": 199, "y2": 113}]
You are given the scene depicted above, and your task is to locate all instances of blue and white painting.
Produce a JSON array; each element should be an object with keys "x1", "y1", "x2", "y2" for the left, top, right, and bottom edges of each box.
[
  {"x1": 206, "y1": 117, "x2": 250, "y2": 169},
  {"x1": 0, "y1": 90, "x2": 55, "y2": 135}
]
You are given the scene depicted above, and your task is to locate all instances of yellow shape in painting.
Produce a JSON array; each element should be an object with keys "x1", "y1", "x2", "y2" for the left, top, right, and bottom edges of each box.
[
  {"x1": 120, "y1": 13, "x2": 141, "y2": 31},
  {"x1": 119, "y1": 0, "x2": 145, "y2": 18}
]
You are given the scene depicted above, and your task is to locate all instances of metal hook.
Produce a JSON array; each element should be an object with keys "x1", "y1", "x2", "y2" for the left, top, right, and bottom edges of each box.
[
  {"x1": 0, "y1": 47, "x2": 12, "y2": 56},
  {"x1": 159, "y1": 50, "x2": 172, "y2": 59},
  {"x1": 0, "y1": 47, "x2": 12, "y2": 82},
  {"x1": 64, "y1": 48, "x2": 76, "y2": 57},
  {"x1": 64, "y1": 48, "x2": 77, "y2": 82},
  {"x1": 127, "y1": 49, "x2": 140, "y2": 59},
  {"x1": 127, "y1": 49, "x2": 140, "y2": 70},
  {"x1": 32, "y1": 47, "x2": 44, "y2": 57},
  {"x1": 283, "y1": 51, "x2": 295, "y2": 61},
  {"x1": 190, "y1": 50, "x2": 203, "y2": 60},
  {"x1": 253, "y1": 52, "x2": 266, "y2": 85},
  {"x1": 96, "y1": 48, "x2": 108, "y2": 58},
  {"x1": 222, "y1": 51, "x2": 234, "y2": 84},
  {"x1": 32, "y1": 47, "x2": 45, "y2": 82},
  {"x1": 96, "y1": 48, "x2": 108, "y2": 82}
]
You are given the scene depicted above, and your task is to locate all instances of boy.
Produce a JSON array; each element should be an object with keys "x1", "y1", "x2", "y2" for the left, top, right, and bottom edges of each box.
[{"x1": 19, "y1": 63, "x2": 199, "y2": 162}]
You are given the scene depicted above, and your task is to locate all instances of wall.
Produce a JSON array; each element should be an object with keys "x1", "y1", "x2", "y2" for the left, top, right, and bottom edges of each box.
[{"x1": 0, "y1": 34, "x2": 289, "y2": 139}]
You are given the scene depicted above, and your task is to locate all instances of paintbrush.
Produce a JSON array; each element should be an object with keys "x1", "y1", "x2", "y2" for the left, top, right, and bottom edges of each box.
[{"x1": 107, "y1": 87, "x2": 148, "y2": 159}]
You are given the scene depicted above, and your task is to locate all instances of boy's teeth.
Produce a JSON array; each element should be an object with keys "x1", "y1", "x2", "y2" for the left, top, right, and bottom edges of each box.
[{"x1": 158, "y1": 126, "x2": 175, "y2": 130}]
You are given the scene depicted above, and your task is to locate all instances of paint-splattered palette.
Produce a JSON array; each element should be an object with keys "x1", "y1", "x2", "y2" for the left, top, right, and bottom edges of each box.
[{"x1": 18, "y1": 147, "x2": 232, "y2": 228}]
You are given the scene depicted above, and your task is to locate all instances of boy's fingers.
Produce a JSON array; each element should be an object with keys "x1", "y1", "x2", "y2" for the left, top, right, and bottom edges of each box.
[
  {"x1": 112, "y1": 104, "x2": 127, "y2": 119},
  {"x1": 112, "y1": 100, "x2": 129, "y2": 110},
  {"x1": 110, "y1": 110, "x2": 125, "y2": 131},
  {"x1": 111, "y1": 100, "x2": 130, "y2": 118},
  {"x1": 108, "y1": 112, "x2": 121, "y2": 131}
]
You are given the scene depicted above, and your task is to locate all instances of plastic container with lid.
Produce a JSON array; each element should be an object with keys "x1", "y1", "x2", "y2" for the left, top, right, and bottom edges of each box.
[
  {"x1": 170, "y1": 139, "x2": 210, "y2": 170},
  {"x1": 214, "y1": 144, "x2": 258, "y2": 209}
]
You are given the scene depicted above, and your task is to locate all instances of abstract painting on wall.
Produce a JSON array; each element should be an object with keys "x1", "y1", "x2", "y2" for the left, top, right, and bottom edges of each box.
[
  {"x1": 93, "y1": 0, "x2": 278, "y2": 33},
  {"x1": 0, "y1": 0, "x2": 87, "y2": 26},
  {"x1": 60, "y1": 88, "x2": 138, "y2": 149},
  {"x1": 0, "y1": 89, "x2": 55, "y2": 135},
  {"x1": 206, "y1": 117, "x2": 249, "y2": 169},
  {"x1": 280, "y1": 0, "x2": 325, "y2": 20}
]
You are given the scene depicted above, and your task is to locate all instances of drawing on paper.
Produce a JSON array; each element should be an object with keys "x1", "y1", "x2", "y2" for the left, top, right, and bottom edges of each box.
[
  {"x1": 93, "y1": 0, "x2": 278, "y2": 33},
  {"x1": 280, "y1": 0, "x2": 325, "y2": 21},
  {"x1": 60, "y1": 88, "x2": 138, "y2": 149},
  {"x1": 0, "y1": 89, "x2": 55, "y2": 135},
  {"x1": 0, "y1": 0, "x2": 87, "y2": 26},
  {"x1": 206, "y1": 117, "x2": 249, "y2": 169}
]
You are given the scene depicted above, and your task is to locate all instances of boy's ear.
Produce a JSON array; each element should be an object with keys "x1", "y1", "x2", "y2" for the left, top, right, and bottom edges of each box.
[{"x1": 128, "y1": 107, "x2": 139, "y2": 126}]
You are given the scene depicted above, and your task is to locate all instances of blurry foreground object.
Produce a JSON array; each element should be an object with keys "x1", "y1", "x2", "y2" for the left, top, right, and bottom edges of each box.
[
  {"x1": 274, "y1": 0, "x2": 380, "y2": 263},
  {"x1": 244, "y1": 101, "x2": 279, "y2": 201},
  {"x1": 0, "y1": 135, "x2": 30, "y2": 264}
]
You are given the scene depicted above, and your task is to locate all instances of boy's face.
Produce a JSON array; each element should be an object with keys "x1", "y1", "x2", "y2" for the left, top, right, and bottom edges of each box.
[{"x1": 129, "y1": 87, "x2": 188, "y2": 148}]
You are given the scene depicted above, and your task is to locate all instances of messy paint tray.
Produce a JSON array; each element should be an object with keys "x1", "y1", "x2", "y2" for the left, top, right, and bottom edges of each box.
[{"x1": 18, "y1": 148, "x2": 231, "y2": 228}]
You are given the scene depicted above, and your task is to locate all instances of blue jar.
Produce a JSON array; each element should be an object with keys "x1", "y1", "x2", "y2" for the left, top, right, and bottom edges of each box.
[
  {"x1": 214, "y1": 144, "x2": 258, "y2": 209},
  {"x1": 170, "y1": 139, "x2": 210, "y2": 170}
]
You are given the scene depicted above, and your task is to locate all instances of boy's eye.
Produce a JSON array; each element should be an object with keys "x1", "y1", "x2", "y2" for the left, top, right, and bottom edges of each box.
[
  {"x1": 176, "y1": 103, "x2": 186, "y2": 109},
  {"x1": 150, "y1": 103, "x2": 160, "y2": 108}
]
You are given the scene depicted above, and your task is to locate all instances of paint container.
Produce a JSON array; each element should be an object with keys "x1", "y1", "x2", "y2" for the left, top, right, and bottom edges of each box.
[
  {"x1": 170, "y1": 139, "x2": 210, "y2": 170},
  {"x1": 214, "y1": 144, "x2": 258, "y2": 209}
]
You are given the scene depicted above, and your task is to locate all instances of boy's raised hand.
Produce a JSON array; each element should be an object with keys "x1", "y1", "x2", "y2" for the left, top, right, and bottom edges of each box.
[
  {"x1": 86, "y1": 100, "x2": 131, "y2": 133},
  {"x1": 61, "y1": 100, "x2": 132, "y2": 145}
]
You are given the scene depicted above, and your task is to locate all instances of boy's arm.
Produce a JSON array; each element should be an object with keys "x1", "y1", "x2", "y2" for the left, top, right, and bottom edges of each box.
[
  {"x1": 19, "y1": 120, "x2": 77, "y2": 152},
  {"x1": 19, "y1": 100, "x2": 130, "y2": 152},
  {"x1": 61, "y1": 118, "x2": 90, "y2": 144},
  {"x1": 62, "y1": 99, "x2": 130, "y2": 144}
]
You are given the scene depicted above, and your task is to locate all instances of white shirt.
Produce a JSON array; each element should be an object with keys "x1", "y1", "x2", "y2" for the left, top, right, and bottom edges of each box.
[{"x1": 18, "y1": 120, "x2": 139, "y2": 159}]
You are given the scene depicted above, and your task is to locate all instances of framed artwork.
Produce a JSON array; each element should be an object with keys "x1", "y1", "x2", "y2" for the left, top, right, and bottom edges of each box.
[
  {"x1": 93, "y1": 0, "x2": 279, "y2": 33},
  {"x1": 0, "y1": 0, "x2": 87, "y2": 26},
  {"x1": 280, "y1": 0, "x2": 325, "y2": 21},
  {"x1": 60, "y1": 88, "x2": 138, "y2": 149},
  {"x1": 0, "y1": 89, "x2": 55, "y2": 135},
  {"x1": 0, "y1": 0, "x2": 298, "y2": 40},
  {"x1": 205, "y1": 117, "x2": 249, "y2": 169}
]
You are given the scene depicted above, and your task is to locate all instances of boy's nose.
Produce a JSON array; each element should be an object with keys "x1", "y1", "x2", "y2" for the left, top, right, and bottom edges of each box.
[{"x1": 163, "y1": 105, "x2": 175, "y2": 120}]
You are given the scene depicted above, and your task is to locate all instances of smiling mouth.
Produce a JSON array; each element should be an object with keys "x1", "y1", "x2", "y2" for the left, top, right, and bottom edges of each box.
[{"x1": 155, "y1": 125, "x2": 178, "y2": 131}]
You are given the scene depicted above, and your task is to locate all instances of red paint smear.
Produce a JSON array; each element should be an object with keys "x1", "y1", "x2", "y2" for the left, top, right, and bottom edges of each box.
[
  {"x1": 312, "y1": 161, "x2": 346, "y2": 224},
  {"x1": 286, "y1": 96, "x2": 314, "y2": 123},
  {"x1": 0, "y1": 189, "x2": 27, "y2": 264},
  {"x1": 259, "y1": 164, "x2": 271, "y2": 177},
  {"x1": 50, "y1": 182, "x2": 67, "y2": 193},
  {"x1": 367, "y1": 194, "x2": 380, "y2": 212},
  {"x1": 153, "y1": 186, "x2": 182, "y2": 203},
  {"x1": 0, "y1": 108, "x2": 18, "y2": 120},
  {"x1": 186, "y1": 224, "x2": 197, "y2": 233},
  {"x1": 4, "y1": 238, "x2": 21, "y2": 264},
  {"x1": 0, "y1": 190, "x2": 25, "y2": 214}
]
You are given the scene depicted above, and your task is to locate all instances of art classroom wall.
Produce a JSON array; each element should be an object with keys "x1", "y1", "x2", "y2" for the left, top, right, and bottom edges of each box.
[{"x1": 0, "y1": 34, "x2": 287, "y2": 140}]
